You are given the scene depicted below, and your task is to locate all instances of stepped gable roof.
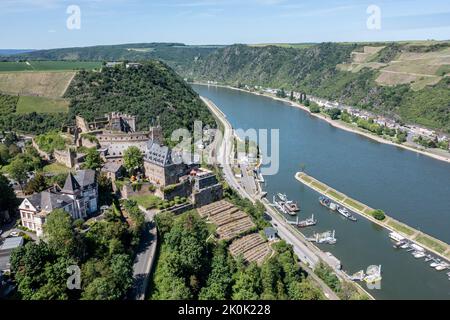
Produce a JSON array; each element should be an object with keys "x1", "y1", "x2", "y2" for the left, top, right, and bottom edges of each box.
[{"x1": 61, "y1": 172, "x2": 81, "y2": 194}]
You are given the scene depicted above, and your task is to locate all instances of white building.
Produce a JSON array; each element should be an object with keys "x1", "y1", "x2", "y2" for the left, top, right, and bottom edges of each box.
[{"x1": 18, "y1": 170, "x2": 98, "y2": 237}]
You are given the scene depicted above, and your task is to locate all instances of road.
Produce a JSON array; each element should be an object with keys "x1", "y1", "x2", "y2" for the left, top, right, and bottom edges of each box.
[
  {"x1": 202, "y1": 96, "x2": 340, "y2": 300},
  {"x1": 128, "y1": 207, "x2": 158, "y2": 300}
]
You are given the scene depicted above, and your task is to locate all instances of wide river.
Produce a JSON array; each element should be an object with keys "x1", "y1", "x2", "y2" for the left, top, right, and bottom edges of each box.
[{"x1": 192, "y1": 84, "x2": 450, "y2": 300}]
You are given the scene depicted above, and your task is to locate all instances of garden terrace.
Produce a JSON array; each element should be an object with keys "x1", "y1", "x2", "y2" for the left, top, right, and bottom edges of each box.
[
  {"x1": 209, "y1": 208, "x2": 247, "y2": 227},
  {"x1": 216, "y1": 217, "x2": 255, "y2": 241},
  {"x1": 197, "y1": 200, "x2": 234, "y2": 218},
  {"x1": 229, "y1": 233, "x2": 272, "y2": 265}
]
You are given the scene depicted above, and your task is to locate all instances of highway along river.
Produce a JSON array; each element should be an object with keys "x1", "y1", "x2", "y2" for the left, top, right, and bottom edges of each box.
[{"x1": 192, "y1": 84, "x2": 450, "y2": 300}]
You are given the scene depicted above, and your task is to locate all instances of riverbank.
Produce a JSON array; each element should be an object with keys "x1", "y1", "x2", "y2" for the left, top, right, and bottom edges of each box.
[
  {"x1": 201, "y1": 94, "x2": 375, "y2": 300},
  {"x1": 295, "y1": 172, "x2": 450, "y2": 262},
  {"x1": 193, "y1": 82, "x2": 450, "y2": 165}
]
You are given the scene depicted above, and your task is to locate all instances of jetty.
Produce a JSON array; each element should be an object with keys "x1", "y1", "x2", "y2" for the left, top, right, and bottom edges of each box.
[{"x1": 296, "y1": 172, "x2": 450, "y2": 263}]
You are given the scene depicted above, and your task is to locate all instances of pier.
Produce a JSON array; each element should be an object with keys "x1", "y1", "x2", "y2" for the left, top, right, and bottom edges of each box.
[{"x1": 296, "y1": 172, "x2": 450, "y2": 263}]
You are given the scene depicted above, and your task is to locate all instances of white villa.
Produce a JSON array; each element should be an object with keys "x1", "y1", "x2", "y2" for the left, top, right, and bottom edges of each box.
[{"x1": 19, "y1": 170, "x2": 98, "y2": 237}]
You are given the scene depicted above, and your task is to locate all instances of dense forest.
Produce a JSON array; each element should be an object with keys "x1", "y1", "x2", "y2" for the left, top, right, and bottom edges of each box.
[
  {"x1": 150, "y1": 210, "x2": 324, "y2": 300},
  {"x1": 64, "y1": 61, "x2": 216, "y2": 141}
]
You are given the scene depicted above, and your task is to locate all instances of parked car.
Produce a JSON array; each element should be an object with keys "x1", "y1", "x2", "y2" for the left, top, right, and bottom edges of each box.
[{"x1": 9, "y1": 231, "x2": 20, "y2": 237}]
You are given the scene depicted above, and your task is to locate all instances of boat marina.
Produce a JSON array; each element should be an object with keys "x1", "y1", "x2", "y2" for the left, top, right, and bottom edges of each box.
[
  {"x1": 272, "y1": 193, "x2": 300, "y2": 216},
  {"x1": 307, "y1": 230, "x2": 337, "y2": 245},
  {"x1": 389, "y1": 232, "x2": 449, "y2": 272},
  {"x1": 287, "y1": 214, "x2": 317, "y2": 228}
]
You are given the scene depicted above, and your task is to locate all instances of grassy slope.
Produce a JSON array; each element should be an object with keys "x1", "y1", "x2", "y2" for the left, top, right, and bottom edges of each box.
[{"x1": 16, "y1": 96, "x2": 69, "y2": 114}]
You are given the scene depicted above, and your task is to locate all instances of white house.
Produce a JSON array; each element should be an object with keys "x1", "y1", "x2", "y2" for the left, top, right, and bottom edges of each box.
[{"x1": 18, "y1": 170, "x2": 98, "y2": 237}]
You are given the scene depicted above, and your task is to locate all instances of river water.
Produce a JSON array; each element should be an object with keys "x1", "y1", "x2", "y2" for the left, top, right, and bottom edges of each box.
[{"x1": 192, "y1": 84, "x2": 450, "y2": 300}]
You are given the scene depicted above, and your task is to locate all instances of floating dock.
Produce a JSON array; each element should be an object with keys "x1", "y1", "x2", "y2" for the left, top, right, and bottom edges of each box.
[{"x1": 295, "y1": 172, "x2": 450, "y2": 263}]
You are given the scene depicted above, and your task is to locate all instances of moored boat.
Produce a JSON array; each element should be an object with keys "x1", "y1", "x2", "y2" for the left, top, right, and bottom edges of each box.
[
  {"x1": 412, "y1": 251, "x2": 426, "y2": 259},
  {"x1": 337, "y1": 206, "x2": 357, "y2": 222},
  {"x1": 296, "y1": 215, "x2": 317, "y2": 228},
  {"x1": 435, "y1": 263, "x2": 449, "y2": 271}
]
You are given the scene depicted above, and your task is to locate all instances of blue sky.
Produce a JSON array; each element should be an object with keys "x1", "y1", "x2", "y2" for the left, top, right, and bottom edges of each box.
[{"x1": 1, "y1": 0, "x2": 450, "y2": 49}]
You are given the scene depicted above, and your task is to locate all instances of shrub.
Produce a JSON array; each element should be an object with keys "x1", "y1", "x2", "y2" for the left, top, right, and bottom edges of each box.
[{"x1": 371, "y1": 209, "x2": 386, "y2": 221}]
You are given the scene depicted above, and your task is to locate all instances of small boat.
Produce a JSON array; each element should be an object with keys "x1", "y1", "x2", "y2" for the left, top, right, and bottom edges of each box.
[
  {"x1": 319, "y1": 196, "x2": 337, "y2": 211},
  {"x1": 435, "y1": 263, "x2": 449, "y2": 271},
  {"x1": 412, "y1": 251, "x2": 426, "y2": 259},
  {"x1": 446, "y1": 271, "x2": 450, "y2": 277},
  {"x1": 337, "y1": 206, "x2": 357, "y2": 222},
  {"x1": 389, "y1": 232, "x2": 405, "y2": 243},
  {"x1": 277, "y1": 193, "x2": 288, "y2": 202},
  {"x1": 400, "y1": 242, "x2": 410, "y2": 249},
  {"x1": 283, "y1": 200, "x2": 300, "y2": 215},
  {"x1": 393, "y1": 240, "x2": 407, "y2": 249},
  {"x1": 424, "y1": 254, "x2": 434, "y2": 262},
  {"x1": 430, "y1": 259, "x2": 441, "y2": 268},
  {"x1": 296, "y1": 215, "x2": 317, "y2": 228}
]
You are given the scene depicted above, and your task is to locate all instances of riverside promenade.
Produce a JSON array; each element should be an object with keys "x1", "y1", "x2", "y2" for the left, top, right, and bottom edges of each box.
[{"x1": 295, "y1": 172, "x2": 450, "y2": 262}]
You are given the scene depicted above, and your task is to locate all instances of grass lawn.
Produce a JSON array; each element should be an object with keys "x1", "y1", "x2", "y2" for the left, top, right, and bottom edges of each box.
[
  {"x1": 43, "y1": 163, "x2": 71, "y2": 175},
  {"x1": 327, "y1": 189, "x2": 345, "y2": 201},
  {"x1": 130, "y1": 194, "x2": 163, "y2": 209},
  {"x1": 415, "y1": 235, "x2": 447, "y2": 254},
  {"x1": 311, "y1": 181, "x2": 328, "y2": 192},
  {"x1": 0, "y1": 61, "x2": 102, "y2": 72},
  {"x1": 387, "y1": 220, "x2": 415, "y2": 237},
  {"x1": 16, "y1": 96, "x2": 69, "y2": 114},
  {"x1": 343, "y1": 198, "x2": 365, "y2": 212}
]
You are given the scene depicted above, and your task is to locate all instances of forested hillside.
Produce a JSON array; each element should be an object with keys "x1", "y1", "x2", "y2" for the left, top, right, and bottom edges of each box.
[
  {"x1": 0, "y1": 61, "x2": 216, "y2": 138},
  {"x1": 180, "y1": 42, "x2": 450, "y2": 132},
  {"x1": 64, "y1": 61, "x2": 216, "y2": 140}
]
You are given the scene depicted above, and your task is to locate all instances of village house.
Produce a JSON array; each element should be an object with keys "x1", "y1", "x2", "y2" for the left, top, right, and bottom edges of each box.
[{"x1": 18, "y1": 170, "x2": 98, "y2": 237}]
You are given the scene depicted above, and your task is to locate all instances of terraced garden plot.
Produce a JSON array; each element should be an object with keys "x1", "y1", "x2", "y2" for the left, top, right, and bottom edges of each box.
[
  {"x1": 229, "y1": 233, "x2": 266, "y2": 256},
  {"x1": 197, "y1": 200, "x2": 233, "y2": 218},
  {"x1": 216, "y1": 217, "x2": 255, "y2": 241},
  {"x1": 243, "y1": 242, "x2": 272, "y2": 265},
  {"x1": 209, "y1": 209, "x2": 247, "y2": 227}
]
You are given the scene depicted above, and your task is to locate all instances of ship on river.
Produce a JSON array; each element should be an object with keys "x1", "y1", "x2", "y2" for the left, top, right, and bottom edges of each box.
[{"x1": 319, "y1": 196, "x2": 337, "y2": 211}]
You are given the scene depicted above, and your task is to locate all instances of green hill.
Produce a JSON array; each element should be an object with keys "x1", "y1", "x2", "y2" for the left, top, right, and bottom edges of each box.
[{"x1": 0, "y1": 61, "x2": 216, "y2": 138}]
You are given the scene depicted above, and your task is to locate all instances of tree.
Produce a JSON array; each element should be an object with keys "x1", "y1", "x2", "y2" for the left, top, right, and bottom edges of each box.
[
  {"x1": 44, "y1": 209, "x2": 78, "y2": 258},
  {"x1": 199, "y1": 244, "x2": 233, "y2": 300},
  {"x1": 0, "y1": 173, "x2": 18, "y2": 213},
  {"x1": 7, "y1": 157, "x2": 29, "y2": 190},
  {"x1": 123, "y1": 146, "x2": 143, "y2": 175},
  {"x1": 0, "y1": 143, "x2": 10, "y2": 164},
  {"x1": 24, "y1": 172, "x2": 48, "y2": 195},
  {"x1": 371, "y1": 209, "x2": 386, "y2": 221},
  {"x1": 232, "y1": 263, "x2": 261, "y2": 300},
  {"x1": 83, "y1": 148, "x2": 102, "y2": 170},
  {"x1": 326, "y1": 108, "x2": 341, "y2": 120}
]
